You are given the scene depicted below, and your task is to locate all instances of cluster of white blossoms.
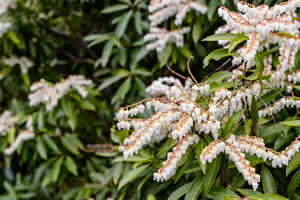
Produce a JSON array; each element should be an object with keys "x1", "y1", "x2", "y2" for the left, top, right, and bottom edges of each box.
[
  {"x1": 4, "y1": 117, "x2": 35, "y2": 155},
  {"x1": 0, "y1": 111, "x2": 16, "y2": 136},
  {"x1": 3, "y1": 56, "x2": 33, "y2": 74},
  {"x1": 259, "y1": 97, "x2": 300, "y2": 117},
  {"x1": 201, "y1": 135, "x2": 300, "y2": 190},
  {"x1": 115, "y1": 0, "x2": 300, "y2": 190},
  {"x1": 217, "y1": 0, "x2": 300, "y2": 78},
  {"x1": 144, "y1": 0, "x2": 207, "y2": 52},
  {"x1": 29, "y1": 75, "x2": 92, "y2": 111},
  {"x1": 0, "y1": 0, "x2": 16, "y2": 38}
]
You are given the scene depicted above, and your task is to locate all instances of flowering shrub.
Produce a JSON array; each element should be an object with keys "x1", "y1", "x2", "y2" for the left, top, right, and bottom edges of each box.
[
  {"x1": 113, "y1": 0, "x2": 300, "y2": 199},
  {"x1": 0, "y1": 0, "x2": 300, "y2": 199}
]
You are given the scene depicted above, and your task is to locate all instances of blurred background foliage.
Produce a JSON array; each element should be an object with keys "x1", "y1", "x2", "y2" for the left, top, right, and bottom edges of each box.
[{"x1": 0, "y1": 0, "x2": 299, "y2": 199}]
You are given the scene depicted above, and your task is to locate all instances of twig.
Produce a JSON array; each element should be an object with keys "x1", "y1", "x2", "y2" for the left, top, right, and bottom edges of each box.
[
  {"x1": 166, "y1": 63, "x2": 187, "y2": 80},
  {"x1": 187, "y1": 57, "x2": 198, "y2": 84}
]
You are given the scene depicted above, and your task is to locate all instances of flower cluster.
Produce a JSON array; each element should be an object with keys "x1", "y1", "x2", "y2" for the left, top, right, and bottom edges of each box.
[
  {"x1": 4, "y1": 117, "x2": 35, "y2": 155},
  {"x1": 0, "y1": 111, "x2": 16, "y2": 136},
  {"x1": 115, "y1": 0, "x2": 300, "y2": 190},
  {"x1": 201, "y1": 135, "x2": 300, "y2": 190},
  {"x1": 29, "y1": 75, "x2": 92, "y2": 111},
  {"x1": 144, "y1": 0, "x2": 207, "y2": 52},
  {"x1": 217, "y1": 0, "x2": 300, "y2": 75},
  {"x1": 3, "y1": 56, "x2": 33, "y2": 74},
  {"x1": 0, "y1": 0, "x2": 16, "y2": 38}
]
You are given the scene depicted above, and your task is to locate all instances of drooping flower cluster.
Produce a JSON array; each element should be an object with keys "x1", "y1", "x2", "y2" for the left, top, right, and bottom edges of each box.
[
  {"x1": 3, "y1": 56, "x2": 33, "y2": 74},
  {"x1": 0, "y1": 0, "x2": 16, "y2": 38},
  {"x1": 201, "y1": 135, "x2": 300, "y2": 190},
  {"x1": 116, "y1": 0, "x2": 300, "y2": 191},
  {"x1": 144, "y1": 0, "x2": 207, "y2": 52},
  {"x1": 0, "y1": 111, "x2": 16, "y2": 136},
  {"x1": 217, "y1": 0, "x2": 300, "y2": 76},
  {"x1": 4, "y1": 117, "x2": 35, "y2": 155},
  {"x1": 29, "y1": 75, "x2": 93, "y2": 111}
]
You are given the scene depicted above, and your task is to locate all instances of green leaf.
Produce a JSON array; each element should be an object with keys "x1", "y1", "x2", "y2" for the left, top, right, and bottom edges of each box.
[
  {"x1": 192, "y1": 20, "x2": 202, "y2": 43},
  {"x1": 159, "y1": 45, "x2": 172, "y2": 67},
  {"x1": 185, "y1": 177, "x2": 203, "y2": 200},
  {"x1": 235, "y1": 189, "x2": 262, "y2": 197},
  {"x1": 286, "y1": 151, "x2": 300, "y2": 176},
  {"x1": 179, "y1": 45, "x2": 193, "y2": 59},
  {"x1": 223, "y1": 110, "x2": 243, "y2": 138},
  {"x1": 61, "y1": 136, "x2": 80, "y2": 155},
  {"x1": 203, "y1": 48, "x2": 237, "y2": 68},
  {"x1": 244, "y1": 119, "x2": 252, "y2": 135},
  {"x1": 84, "y1": 34, "x2": 110, "y2": 47},
  {"x1": 115, "y1": 11, "x2": 133, "y2": 38},
  {"x1": 118, "y1": 165, "x2": 148, "y2": 190},
  {"x1": 195, "y1": 140, "x2": 207, "y2": 174},
  {"x1": 3, "y1": 181, "x2": 17, "y2": 200},
  {"x1": 65, "y1": 156, "x2": 78, "y2": 176},
  {"x1": 51, "y1": 157, "x2": 64, "y2": 182},
  {"x1": 37, "y1": 137, "x2": 47, "y2": 159},
  {"x1": 98, "y1": 40, "x2": 114, "y2": 67},
  {"x1": 134, "y1": 12, "x2": 142, "y2": 35},
  {"x1": 207, "y1": 0, "x2": 220, "y2": 21},
  {"x1": 80, "y1": 100, "x2": 96, "y2": 111},
  {"x1": 257, "y1": 125, "x2": 281, "y2": 143},
  {"x1": 250, "y1": 194, "x2": 288, "y2": 200},
  {"x1": 288, "y1": 168, "x2": 300, "y2": 198},
  {"x1": 255, "y1": 53, "x2": 264, "y2": 82},
  {"x1": 97, "y1": 72, "x2": 129, "y2": 91},
  {"x1": 112, "y1": 77, "x2": 132, "y2": 104},
  {"x1": 43, "y1": 135, "x2": 61, "y2": 154},
  {"x1": 132, "y1": 68, "x2": 152, "y2": 77},
  {"x1": 167, "y1": 182, "x2": 193, "y2": 200},
  {"x1": 203, "y1": 155, "x2": 221, "y2": 195},
  {"x1": 229, "y1": 35, "x2": 248, "y2": 53},
  {"x1": 250, "y1": 96, "x2": 258, "y2": 129},
  {"x1": 262, "y1": 165, "x2": 277, "y2": 194},
  {"x1": 102, "y1": 4, "x2": 129, "y2": 14},
  {"x1": 280, "y1": 120, "x2": 300, "y2": 127},
  {"x1": 208, "y1": 187, "x2": 240, "y2": 200},
  {"x1": 206, "y1": 71, "x2": 233, "y2": 83},
  {"x1": 202, "y1": 33, "x2": 239, "y2": 41}
]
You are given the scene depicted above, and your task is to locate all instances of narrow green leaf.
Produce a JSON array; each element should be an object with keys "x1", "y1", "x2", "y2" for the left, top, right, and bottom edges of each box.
[
  {"x1": 118, "y1": 165, "x2": 148, "y2": 190},
  {"x1": 65, "y1": 156, "x2": 78, "y2": 176},
  {"x1": 206, "y1": 71, "x2": 233, "y2": 83},
  {"x1": 250, "y1": 96, "x2": 258, "y2": 129},
  {"x1": 51, "y1": 157, "x2": 64, "y2": 182},
  {"x1": 280, "y1": 120, "x2": 300, "y2": 127},
  {"x1": 262, "y1": 165, "x2": 277, "y2": 194},
  {"x1": 223, "y1": 110, "x2": 243, "y2": 138},
  {"x1": 203, "y1": 48, "x2": 237, "y2": 68},
  {"x1": 97, "y1": 72, "x2": 129, "y2": 91},
  {"x1": 102, "y1": 4, "x2": 129, "y2": 14},
  {"x1": 116, "y1": 11, "x2": 133, "y2": 38},
  {"x1": 134, "y1": 12, "x2": 142, "y2": 35},
  {"x1": 99, "y1": 40, "x2": 114, "y2": 67},
  {"x1": 112, "y1": 77, "x2": 132, "y2": 104},
  {"x1": 195, "y1": 140, "x2": 207, "y2": 174},
  {"x1": 159, "y1": 45, "x2": 172, "y2": 67},
  {"x1": 229, "y1": 35, "x2": 248, "y2": 53},
  {"x1": 185, "y1": 177, "x2": 203, "y2": 200},
  {"x1": 3, "y1": 181, "x2": 17, "y2": 200},
  {"x1": 203, "y1": 155, "x2": 221, "y2": 195},
  {"x1": 37, "y1": 137, "x2": 47, "y2": 159},
  {"x1": 61, "y1": 137, "x2": 80, "y2": 155},
  {"x1": 43, "y1": 135, "x2": 61, "y2": 154},
  {"x1": 244, "y1": 119, "x2": 252, "y2": 135},
  {"x1": 207, "y1": 0, "x2": 220, "y2": 21},
  {"x1": 167, "y1": 182, "x2": 193, "y2": 200},
  {"x1": 193, "y1": 20, "x2": 202, "y2": 43},
  {"x1": 288, "y1": 168, "x2": 300, "y2": 198},
  {"x1": 250, "y1": 194, "x2": 288, "y2": 200},
  {"x1": 255, "y1": 53, "x2": 264, "y2": 82},
  {"x1": 202, "y1": 33, "x2": 239, "y2": 41},
  {"x1": 286, "y1": 151, "x2": 300, "y2": 176}
]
